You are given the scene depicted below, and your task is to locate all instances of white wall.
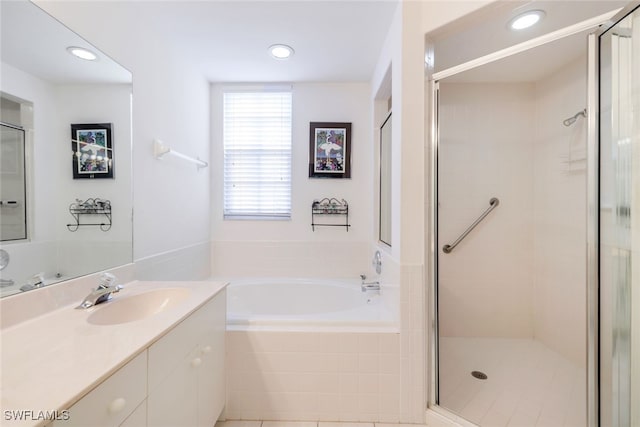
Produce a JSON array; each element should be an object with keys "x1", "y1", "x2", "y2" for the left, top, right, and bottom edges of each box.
[
  {"x1": 210, "y1": 82, "x2": 373, "y2": 278},
  {"x1": 438, "y1": 82, "x2": 536, "y2": 338},
  {"x1": 35, "y1": 1, "x2": 212, "y2": 279},
  {"x1": 533, "y1": 56, "x2": 587, "y2": 368}
]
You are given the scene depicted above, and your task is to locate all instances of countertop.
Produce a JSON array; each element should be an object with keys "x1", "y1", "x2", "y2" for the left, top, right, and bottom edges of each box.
[{"x1": 0, "y1": 280, "x2": 227, "y2": 427}]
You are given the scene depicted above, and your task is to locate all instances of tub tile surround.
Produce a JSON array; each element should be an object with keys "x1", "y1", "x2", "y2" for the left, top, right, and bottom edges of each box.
[
  {"x1": 399, "y1": 264, "x2": 426, "y2": 423},
  {"x1": 222, "y1": 252, "x2": 406, "y2": 424},
  {"x1": 226, "y1": 331, "x2": 401, "y2": 422},
  {"x1": 212, "y1": 241, "x2": 374, "y2": 278}
]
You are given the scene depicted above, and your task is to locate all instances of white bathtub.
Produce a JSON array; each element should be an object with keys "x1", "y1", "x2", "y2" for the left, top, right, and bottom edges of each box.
[{"x1": 224, "y1": 277, "x2": 399, "y2": 332}]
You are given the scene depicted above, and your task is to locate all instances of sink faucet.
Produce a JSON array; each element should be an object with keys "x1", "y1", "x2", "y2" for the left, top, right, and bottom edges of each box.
[
  {"x1": 76, "y1": 273, "x2": 122, "y2": 309},
  {"x1": 359, "y1": 274, "x2": 380, "y2": 292}
]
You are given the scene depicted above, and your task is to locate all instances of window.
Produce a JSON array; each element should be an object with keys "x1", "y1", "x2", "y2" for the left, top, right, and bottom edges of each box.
[{"x1": 223, "y1": 90, "x2": 292, "y2": 219}]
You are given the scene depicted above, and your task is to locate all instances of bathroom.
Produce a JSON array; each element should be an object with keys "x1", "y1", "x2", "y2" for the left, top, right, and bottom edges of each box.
[{"x1": 0, "y1": 1, "x2": 638, "y2": 427}]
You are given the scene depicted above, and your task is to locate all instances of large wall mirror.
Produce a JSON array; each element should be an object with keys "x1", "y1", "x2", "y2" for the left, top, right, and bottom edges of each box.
[
  {"x1": 0, "y1": 0, "x2": 133, "y2": 297},
  {"x1": 379, "y1": 111, "x2": 392, "y2": 246}
]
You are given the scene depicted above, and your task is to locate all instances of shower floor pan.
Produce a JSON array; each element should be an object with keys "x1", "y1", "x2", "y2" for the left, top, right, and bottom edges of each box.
[{"x1": 439, "y1": 337, "x2": 585, "y2": 427}]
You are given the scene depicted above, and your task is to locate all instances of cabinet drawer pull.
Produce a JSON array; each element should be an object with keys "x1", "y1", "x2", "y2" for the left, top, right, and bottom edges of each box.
[
  {"x1": 108, "y1": 397, "x2": 127, "y2": 413},
  {"x1": 191, "y1": 357, "x2": 202, "y2": 368},
  {"x1": 202, "y1": 345, "x2": 212, "y2": 354}
]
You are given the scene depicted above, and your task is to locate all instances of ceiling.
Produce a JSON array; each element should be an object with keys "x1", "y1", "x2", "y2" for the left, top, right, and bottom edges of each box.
[
  {"x1": 432, "y1": 0, "x2": 629, "y2": 83},
  {"x1": 3, "y1": 1, "x2": 632, "y2": 86},
  {"x1": 2, "y1": 0, "x2": 399, "y2": 82},
  {"x1": 141, "y1": 1, "x2": 401, "y2": 82},
  {"x1": 1, "y1": 0, "x2": 131, "y2": 84}
]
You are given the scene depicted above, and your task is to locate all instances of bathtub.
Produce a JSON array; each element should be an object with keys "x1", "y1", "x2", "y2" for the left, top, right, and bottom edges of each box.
[
  {"x1": 225, "y1": 277, "x2": 399, "y2": 332},
  {"x1": 222, "y1": 277, "x2": 401, "y2": 421}
]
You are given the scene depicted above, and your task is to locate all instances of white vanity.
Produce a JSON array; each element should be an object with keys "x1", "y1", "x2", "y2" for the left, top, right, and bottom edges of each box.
[{"x1": 0, "y1": 280, "x2": 227, "y2": 427}]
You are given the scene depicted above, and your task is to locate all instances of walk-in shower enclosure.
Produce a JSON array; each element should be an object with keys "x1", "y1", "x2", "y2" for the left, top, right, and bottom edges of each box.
[{"x1": 427, "y1": 3, "x2": 639, "y2": 426}]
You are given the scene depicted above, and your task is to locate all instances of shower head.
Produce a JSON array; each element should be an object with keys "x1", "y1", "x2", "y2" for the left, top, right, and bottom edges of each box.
[
  {"x1": 563, "y1": 109, "x2": 587, "y2": 127},
  {"x1": 563, "y1": 116, "x2": 578, "y2": 126}
]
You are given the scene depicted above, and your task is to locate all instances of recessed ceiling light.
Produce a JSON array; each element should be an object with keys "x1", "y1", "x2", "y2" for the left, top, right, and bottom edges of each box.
[
  {"x1": 269, "y1": 44, "x2": 294, "y2": 60},
  {"x1": 509, "y1": 10, "x2": 545, "y2": 31},
  {"x1": 66, "y1": 46, "x2": 98, "y2": 61}
]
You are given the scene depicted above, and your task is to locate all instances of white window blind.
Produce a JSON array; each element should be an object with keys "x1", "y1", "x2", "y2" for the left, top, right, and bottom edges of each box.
[{"x1": 223, "y1": 90, "x2": 292, "y2": 219}]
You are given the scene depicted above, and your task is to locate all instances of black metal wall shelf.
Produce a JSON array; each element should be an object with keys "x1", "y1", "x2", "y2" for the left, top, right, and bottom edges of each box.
[
  {"x1": 67, "y1": 198, "x2": 112, "y2": 232},
  {"x1": 311, "y1": 198, "x2": 350, "y2": 231}
]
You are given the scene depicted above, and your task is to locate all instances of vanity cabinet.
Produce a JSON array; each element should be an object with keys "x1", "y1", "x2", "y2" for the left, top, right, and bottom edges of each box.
[
  {"x1": 49, "y1": 288, "x2": 226, "y2": 427},
  {"x1": 120, "y1": 401, "x2": 147, "y2": 427},
  {"x1": 147, "y1": 289, "x2": 226, "y2": 427},
  {"x1": 51, "y1": 352, "x2": 147, "y2": 427}
]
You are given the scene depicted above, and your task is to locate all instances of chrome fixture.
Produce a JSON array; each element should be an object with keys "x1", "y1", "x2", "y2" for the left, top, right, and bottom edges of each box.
[
  {"x1": 19, "y1": 273, "x2": 45, "y2": 292},
  {"x1": 563, "y1": 108, "x2": 587, "y2": 126},
  {"x1": 372, "y1": 250, "x2": 382, "y2": 274},
  {"x1": 76, "y1": 273, "x2": 122, "y2": 309},
  {"x1": 360, "y1": 274, "x2": 381, "y2": 292},
  {"x1": 443, "y1": 197, "x2": 500, "y2": 254}
]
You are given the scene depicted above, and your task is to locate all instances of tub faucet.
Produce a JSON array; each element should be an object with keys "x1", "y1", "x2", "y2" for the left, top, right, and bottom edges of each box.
[
  {"x1": 360, "y1": 274, "x2": 380, "y2": 292},
  {"x1": 76, "y1": 273, "x2": 122, "y2": 309}
]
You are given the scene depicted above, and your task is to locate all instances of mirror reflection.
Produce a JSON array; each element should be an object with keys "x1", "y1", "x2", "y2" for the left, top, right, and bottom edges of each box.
[
  {"x1": 0, "y1": 0, "x2": 133, "y2": 297},
  {"x1": 379, "y1": 112, "x2": 392, "y2": 246}
]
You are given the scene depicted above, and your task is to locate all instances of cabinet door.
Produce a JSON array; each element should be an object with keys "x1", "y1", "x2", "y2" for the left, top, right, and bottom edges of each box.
[
  {"x1": 147, "y1": 347, "x2": 199, "y2": 427},
  {"x1": 119, "y1": 400, "x2": 146, "y2": 427},
  {"x1": 197, "y1": 289, "x2": 226, "y2": 427},
  {"x1": 51, "y1": 352, "x2": 146, "y2": 427}
]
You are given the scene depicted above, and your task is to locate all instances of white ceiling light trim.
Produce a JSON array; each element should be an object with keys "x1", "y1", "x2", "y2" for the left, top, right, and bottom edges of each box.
[
  {"x1": 509, "y1": 10, "x2": 546, "y2": 30},
  {"x1": 269, "y1": 44, "x2": 294, "y2": 60},
  {"x1": 66, "y1": 46, "x2": 98, "y2": 61}
]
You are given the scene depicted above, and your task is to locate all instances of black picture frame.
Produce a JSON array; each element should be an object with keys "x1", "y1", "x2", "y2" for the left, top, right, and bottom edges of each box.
[
  {"x1": 71, "y1": 123, "x2": 114, "y2": 179},
  {"x1": 308, "y1": 122, "x2": 352, "y2": 179}
]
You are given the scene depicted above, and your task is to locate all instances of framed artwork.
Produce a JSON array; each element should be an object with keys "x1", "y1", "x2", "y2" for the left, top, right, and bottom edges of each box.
[
  {"x1": 308, "y1": 122, "x2": 351, "y2": 179},
  {"x1": 71, "y1": 123, "x2": 114, "y2": 179}
]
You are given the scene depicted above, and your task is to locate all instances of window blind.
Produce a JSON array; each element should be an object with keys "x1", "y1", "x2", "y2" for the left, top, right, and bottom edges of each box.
[{"x1": 223, "y1": 90, "x2": 292, "y2": 219}]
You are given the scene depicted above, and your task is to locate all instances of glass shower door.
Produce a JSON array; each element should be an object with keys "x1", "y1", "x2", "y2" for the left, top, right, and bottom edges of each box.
[
  {"x1": 434, "y1": 32, "x2": 592, "y2": 427},
  {"x1": 0, "y1": 123, "x2": 27, "y2": 241},
  {"x1": 598, "y1": 5, "x2": 640, "y2": 426}
]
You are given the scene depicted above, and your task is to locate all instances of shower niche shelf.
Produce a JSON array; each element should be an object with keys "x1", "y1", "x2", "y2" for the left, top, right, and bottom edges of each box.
[
  {"x1": 67, "y1": 198, "x2": 112, "y2": 232},
  {"x1": 311, "y1": 198, "x2": 350, "y2": 231}
]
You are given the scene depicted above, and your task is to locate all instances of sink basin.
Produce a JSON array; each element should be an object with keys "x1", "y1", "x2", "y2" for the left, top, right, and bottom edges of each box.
[{"x1": 87, "y1": 287, "x2": 191, "y2": 325}]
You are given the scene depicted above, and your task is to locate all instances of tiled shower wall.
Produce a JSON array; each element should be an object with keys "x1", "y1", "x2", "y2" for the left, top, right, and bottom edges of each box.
[{"x1": 225, "y1": 331, "x2": 401, "y2": 422}]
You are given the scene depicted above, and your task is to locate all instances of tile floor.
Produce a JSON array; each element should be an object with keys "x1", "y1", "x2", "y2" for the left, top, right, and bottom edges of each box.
[{"x1": 439, "y1": 337, "x2": 586, "y2": 427}]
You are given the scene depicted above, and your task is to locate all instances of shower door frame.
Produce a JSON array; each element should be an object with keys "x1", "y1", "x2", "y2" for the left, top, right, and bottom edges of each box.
[
  {"x1": 592, "y1": 4, "x2": 640, "y2": 426},
  {"x1": 425, "y1": 8, "x2": 631, "y2": 426}
]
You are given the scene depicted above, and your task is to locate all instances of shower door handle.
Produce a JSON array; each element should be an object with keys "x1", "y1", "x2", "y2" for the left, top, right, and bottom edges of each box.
[{"x1": 442, "y1": 197, "x2": 499, "y2": 254}]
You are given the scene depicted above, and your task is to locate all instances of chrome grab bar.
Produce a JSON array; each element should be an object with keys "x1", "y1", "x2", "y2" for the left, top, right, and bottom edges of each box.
[{"x1": 442, "y1": 197, "x2": 499, "y2": 254}]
